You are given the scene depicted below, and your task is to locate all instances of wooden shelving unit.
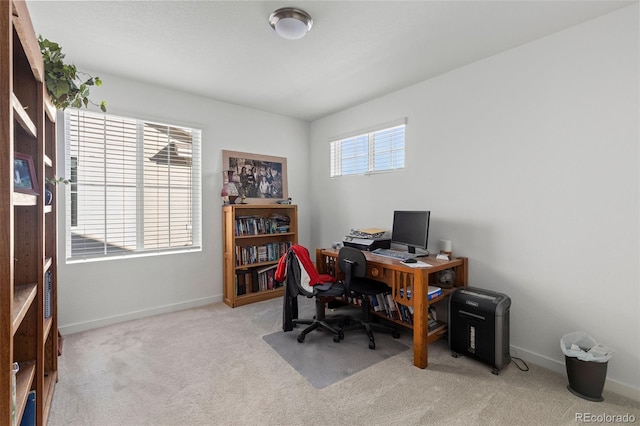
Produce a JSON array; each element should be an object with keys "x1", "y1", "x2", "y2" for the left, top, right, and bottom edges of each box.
[
  {"x1": 1, "y1": 1, "x2": 59, "y2": 424},
  {"x1": 222, "y1": 204, "x2": 298, "y2": 308}
]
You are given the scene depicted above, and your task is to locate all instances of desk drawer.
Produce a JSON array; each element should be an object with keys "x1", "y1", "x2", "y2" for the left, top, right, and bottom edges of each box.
[{"x1": 366, "y1": 264, "x2": 392, "y2": 286}]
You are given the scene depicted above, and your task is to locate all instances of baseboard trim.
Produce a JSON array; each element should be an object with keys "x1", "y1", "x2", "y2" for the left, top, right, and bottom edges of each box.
[
  {"x1": 59, "y1": 295, "x2": 222, "y2": 335},
  {"x1": 511, "y1": 345, "x2": 640, "y2": 402}
]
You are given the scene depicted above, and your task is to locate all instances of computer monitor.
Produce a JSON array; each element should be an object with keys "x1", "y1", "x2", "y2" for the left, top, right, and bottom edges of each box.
[{"x1": 391, "y1": 210, "x2": 430, "y2": 254}]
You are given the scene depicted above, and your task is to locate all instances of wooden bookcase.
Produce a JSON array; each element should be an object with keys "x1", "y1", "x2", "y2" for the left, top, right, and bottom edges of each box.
[
  {"x1": 222, "y1": 204, "x2": 298, "y2": 308},
  {"x1": 1, "y1": 1, "x2": 59, "y2": 425}
]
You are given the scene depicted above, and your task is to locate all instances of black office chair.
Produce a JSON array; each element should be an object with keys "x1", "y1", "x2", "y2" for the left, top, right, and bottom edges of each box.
[
  {"x1": 278, "y1": 246, "x2": 346, "y2": 343},
  {"x1": 338, "y1": 247, "x2": 400, "y2": 349}
]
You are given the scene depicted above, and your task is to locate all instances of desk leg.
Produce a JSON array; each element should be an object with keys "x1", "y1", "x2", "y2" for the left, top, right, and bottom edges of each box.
[{"x1": 413, "y1": 271, "x2": 428, "y2": 368}]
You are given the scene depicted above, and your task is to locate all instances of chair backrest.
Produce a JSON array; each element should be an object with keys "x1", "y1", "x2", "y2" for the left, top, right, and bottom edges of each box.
[
  {"x1": 277, "y1": 245, "x2": 335, "y2": 297},
  {"x1": 338, "y1": 247, "x2": 368, "y2": 282},
  {"x1": 287, "y1": 250, "x2": 315, "y2": 297}
]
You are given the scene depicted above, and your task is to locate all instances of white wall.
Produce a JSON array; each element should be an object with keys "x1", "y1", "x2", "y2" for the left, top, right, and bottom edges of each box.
[
  {"x1": 309, "y1": 6, "x2": 639, "y2": 399},
  {"x1": 56, "y1": 73, "x2": 311, "y2": 333}
]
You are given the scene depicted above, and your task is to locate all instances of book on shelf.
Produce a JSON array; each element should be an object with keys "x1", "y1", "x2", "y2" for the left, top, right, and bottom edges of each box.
[
  {"x1": 257, "y1": 246, "x2": 268, "y2": 262},
  {"x1": 428, "y1": 286, "x2": 442, "y2": 300},
  {"x1": 369, "y1": 294, "x2": 383, "y2": 311},
  {"x1": 376, "y1": 294, "x2": 389, "y2": 316},
  {"x1": 428, "y1": 306, "x2": 444, "y2": 332},
  {"x1": 396, "y1": 301, "x2": 413, "y2": 324},
  {"x1": 385, "y1": 293, "x2": 400, "y2": 320},
  {"x1": 399, "y1": 286, "x2": 441, "y2": 301},
  {"x1": 428, "y1": 317, "x2": 442, "y2": 332},
  {"x1": 256, "y1": 264, "x2": 278, "y2": 290}
]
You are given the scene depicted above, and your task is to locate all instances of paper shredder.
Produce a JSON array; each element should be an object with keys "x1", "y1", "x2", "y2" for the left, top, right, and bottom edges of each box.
[{"x1": 449, "y1": 286, "x2": 511, "y2": 374}]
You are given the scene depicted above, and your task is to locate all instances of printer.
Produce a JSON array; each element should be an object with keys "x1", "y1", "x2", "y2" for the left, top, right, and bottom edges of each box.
[
  {"x1": 343, "y1": 228, "x2": 391, "y2": 251},
  {"x1": 343, "y1": 236, "x2": 391, "y2": 251}
]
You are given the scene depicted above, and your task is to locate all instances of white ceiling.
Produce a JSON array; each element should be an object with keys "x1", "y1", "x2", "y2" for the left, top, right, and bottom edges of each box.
[{"x1": 27, "y1": 1, "x2": 634, "y2": 122}]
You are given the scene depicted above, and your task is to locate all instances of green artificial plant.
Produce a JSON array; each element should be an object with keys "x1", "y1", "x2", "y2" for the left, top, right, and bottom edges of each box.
[
  {"x1": 46, "y1": 176, "x2": 70, "y2": 185},
  {"x1": 38, "y1": 36, "x2": 107, "y2": 112}
]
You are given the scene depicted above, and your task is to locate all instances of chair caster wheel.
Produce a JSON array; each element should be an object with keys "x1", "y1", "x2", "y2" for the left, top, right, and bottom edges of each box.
[
  {"x1": 333, "y1": 335, "x2": 341, "y2": 343},
  {"x1": 369, "y1": 341, "x2": 376, "y2": 350},
  {"x1": 297, "y1": 334, "x2": 305, "y2": 343},
  {"x1": 451, "y1": 352, "x2": 458, "y2": 358},
  {"x1": 392, "y1": 330, "x2": 400, "y2": 338},
  {"x1": 338, "y1": 330, "x2": 344, "y2": 341}
]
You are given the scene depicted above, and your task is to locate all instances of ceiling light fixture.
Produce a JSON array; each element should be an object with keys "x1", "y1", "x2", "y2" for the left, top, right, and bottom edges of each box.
[{"x1": 269, "y1": 7, "x2": 313, "y2": 40}]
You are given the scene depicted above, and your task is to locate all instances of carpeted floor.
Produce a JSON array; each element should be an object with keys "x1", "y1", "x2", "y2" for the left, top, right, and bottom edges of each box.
[{"x1": 48, "y1": 297, "x2": 640, "y2": 426}]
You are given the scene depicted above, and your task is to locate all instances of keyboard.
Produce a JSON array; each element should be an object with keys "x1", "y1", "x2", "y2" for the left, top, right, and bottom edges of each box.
[{"x1": 371, "y1": 248, "x2": 415, "y2": 261}]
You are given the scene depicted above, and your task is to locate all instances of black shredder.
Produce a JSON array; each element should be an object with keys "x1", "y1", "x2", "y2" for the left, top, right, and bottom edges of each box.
[{"x1": 449, "y1": 287, "x2": 511, "y2": 374}]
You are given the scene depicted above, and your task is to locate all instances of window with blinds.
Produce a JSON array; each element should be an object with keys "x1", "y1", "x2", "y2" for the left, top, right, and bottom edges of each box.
[
  {"x1": 64, "y1": 110, "x2": 202, "y2": 261},
  {"x1": 330, "y1": 123, "x2": 405, "y2": 177}
]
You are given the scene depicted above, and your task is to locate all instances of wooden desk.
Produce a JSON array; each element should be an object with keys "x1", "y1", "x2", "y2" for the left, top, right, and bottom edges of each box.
[{"x1": 316, "y1": 248, "x2": 468, "y2": 369}]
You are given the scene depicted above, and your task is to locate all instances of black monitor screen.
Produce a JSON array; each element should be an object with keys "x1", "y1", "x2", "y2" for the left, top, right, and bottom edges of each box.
[{"x1": 391, "y1": 210, "x2": 430, "y2": 254}]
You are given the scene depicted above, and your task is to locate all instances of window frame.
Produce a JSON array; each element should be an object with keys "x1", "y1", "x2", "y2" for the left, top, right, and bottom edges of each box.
[
  {"x1": 64, "y1": 109, "x2": 202, "y2": 263},
  {"x1": 330, "y1": 120, "x2": 406, "y2": 178}
]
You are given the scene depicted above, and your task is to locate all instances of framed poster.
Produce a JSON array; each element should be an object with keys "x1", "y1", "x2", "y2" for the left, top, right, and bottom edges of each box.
[
  {"x1": 14, "y1": 152, "x2": 39, "y2": 195},
  {"x1": 222, "y1": 150, "x2": 288, "y2": 204}
]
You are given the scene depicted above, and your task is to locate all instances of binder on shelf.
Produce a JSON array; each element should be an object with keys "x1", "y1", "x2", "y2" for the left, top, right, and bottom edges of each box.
[
  {"x1": 238, "y1": 267, "x2": 264, "y2": 294},
  {"x1": 20, "y1": 391, "x2": 35, "y2": 426},
  {"x1": 251, "y1": 268, "x2": 259, "y2": 292},
  {"x1": 236, "y1": 271, "x2": 247, "y2": 295}
]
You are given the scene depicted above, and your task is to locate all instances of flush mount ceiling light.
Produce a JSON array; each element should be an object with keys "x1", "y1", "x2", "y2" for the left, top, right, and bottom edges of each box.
[{"x1": 269, "y1": 7, "x2": 313, "y2": 40}]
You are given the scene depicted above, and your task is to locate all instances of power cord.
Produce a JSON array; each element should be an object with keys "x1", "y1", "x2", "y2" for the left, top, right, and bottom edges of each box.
[
  {"x1": 510, "y1": 348, "x2": 529, "y2": 371},
  {"x1": 511, "y1": 356, "x2": 529, "y2": 371}
]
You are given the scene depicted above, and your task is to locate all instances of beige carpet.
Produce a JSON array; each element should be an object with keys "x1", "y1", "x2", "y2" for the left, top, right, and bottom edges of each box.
[{"x1": 49, "y1": 297, "x2": 640, "y2": 426}]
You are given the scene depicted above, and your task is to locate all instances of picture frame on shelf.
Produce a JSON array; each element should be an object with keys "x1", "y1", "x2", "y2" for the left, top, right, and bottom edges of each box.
[
  {"x1": 14, "y1": 152, "x2": 39, "y2": 195},
  {"x1": 222, "y1": 150, "x2": 288, "y2": 204}
]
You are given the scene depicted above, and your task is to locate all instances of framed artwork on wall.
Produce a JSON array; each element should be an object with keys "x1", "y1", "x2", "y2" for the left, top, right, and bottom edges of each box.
[
  {"x1": 14, "y1": 152, "x2": 39, "y2": 195},
  {"x1": 222, "y1": 150, "x2": 288, "y2": 204}
]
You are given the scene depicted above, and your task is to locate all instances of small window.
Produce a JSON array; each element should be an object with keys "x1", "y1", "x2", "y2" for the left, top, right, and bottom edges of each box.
[{"x1": 330, "y1": 123, "x2": 405, "y2": 177}]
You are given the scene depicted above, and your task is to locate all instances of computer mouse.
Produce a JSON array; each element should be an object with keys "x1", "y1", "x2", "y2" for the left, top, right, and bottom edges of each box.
[{"x1": 402, "y1": 258, "x2": 417, "y2": 263}]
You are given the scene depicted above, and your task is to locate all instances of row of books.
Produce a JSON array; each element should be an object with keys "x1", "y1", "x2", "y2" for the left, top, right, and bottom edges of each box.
[
  {"x1": 347, "y1": 286, "x2": 444, "y2": 330},
  {"x1": 346, "y1": 292, "x2": 410, "y2": 323},
  {"x1": 236, "y1": 264, "x2": 281, "y2": 295},
  {"x1": 235, "y1": 241, "x2": 292, "y2": 266},
  {"x1": 234, "y1": 214, "x2": 290, "y2": 236}
]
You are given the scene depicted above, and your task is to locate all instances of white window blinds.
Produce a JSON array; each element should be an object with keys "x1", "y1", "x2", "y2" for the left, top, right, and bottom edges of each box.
[
  {"x1": 330, "y1": 123, "x2": 405, "y2": 177},
  {"x1": 65, "y1": 110, "x2": 202, "y2": 261}
]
